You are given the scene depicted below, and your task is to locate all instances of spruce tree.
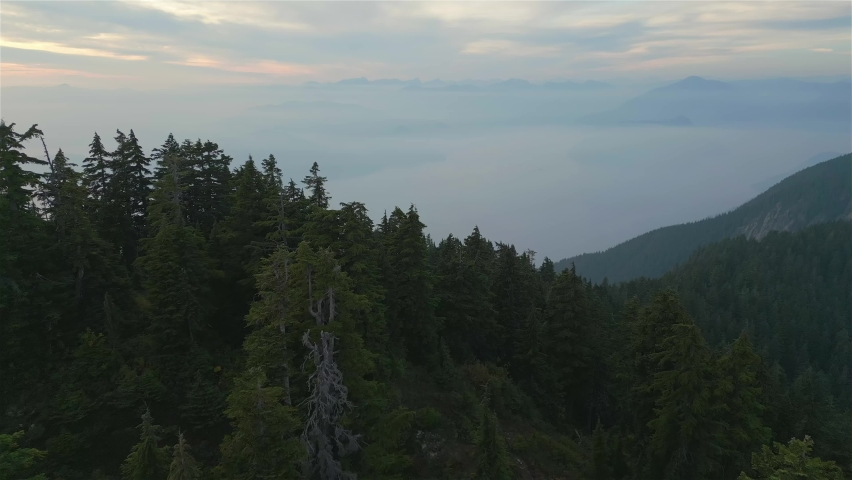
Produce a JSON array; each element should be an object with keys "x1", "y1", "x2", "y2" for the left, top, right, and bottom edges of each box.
[
  {"x1": 167, "y1": 432, "x2": 202, "y2": 480},
  {"x1": 218, "y1": 246, "x2": 302, "y2": 478},
  {"x1": 715, "y1": 332, "x2": 771, "y2": 477},
  {"x1": 104, "y1": 128, "x2": 152, "y2": 265},
  {"x1": 473, "y1": 406, "x2": 511, "y2": 480},
  {"x1": 539, "y1": 256, "x2": 556, "y2": 287},
  {"x1": 0, "y1": 121, "x2": 54, "y2": 433},
  {"x1": 135, "y1": 153, "x2": 212, "y2": 389},
  {"x1": 120, "y1": 408, "x2": 170, "y2": 480},
  {"x1": 303, "y1": 161, "x2": 329, "y2": 208},
  {"x1": 262, "y1": 154, "x2": 283, "y2": 193},
  {"x1": 82, "y1": 132, "x2": 111, "y2": 202},
  {"x1": 543, "y1": 266, "x2": 593, "y2": 424},
  {"x1": 151, "y1": 133, "x2": 181, "y2": 181},
  {"x1": 737, "y1": 436, "x2": 843, "y2": 480},
  {"x1": 646, "y1": 320, "x2": 724, "y2": 480},
  {"x1": 383, "y1": 206, "x2": 439, "y2": 364}
]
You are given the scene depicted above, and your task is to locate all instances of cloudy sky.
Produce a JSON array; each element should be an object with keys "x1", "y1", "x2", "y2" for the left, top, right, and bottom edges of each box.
[{"x1": 2, "y1": 1, "x2": 850, "y2": 88}]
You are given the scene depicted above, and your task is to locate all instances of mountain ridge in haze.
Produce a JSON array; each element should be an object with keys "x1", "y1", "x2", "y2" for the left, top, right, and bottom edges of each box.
[
  {"x1": 553, "y1": 153, "x2": 852, "y2": 283},
  {"x1": 581, "y1": 75, "x2": 852, "y2": 128}
]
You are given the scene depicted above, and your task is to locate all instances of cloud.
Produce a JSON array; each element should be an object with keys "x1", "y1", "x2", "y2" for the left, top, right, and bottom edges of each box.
[
  {"x1": 124, "y1": 1, "x2": 312, "y2": 31},
  {"x1": 1, "y1": 1, "x2": 849, "y2": 86},
  {"x1": 0, "y1": 38, "x2": 148, "y2": 61},
  {"x1": 168, "y1": 57, "x2": 316, "y2": 76},
  {"x1": 462, "y1": 40, "x2": 561, "y2": 57},
  {"x1": 0, "y1": 62, "x2": 129, "y2": 78}
]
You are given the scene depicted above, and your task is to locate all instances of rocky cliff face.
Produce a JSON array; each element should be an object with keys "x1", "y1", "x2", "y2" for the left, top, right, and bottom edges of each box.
[{"x1": 737, "y1": 198, "x2": 851, "y2": 240}]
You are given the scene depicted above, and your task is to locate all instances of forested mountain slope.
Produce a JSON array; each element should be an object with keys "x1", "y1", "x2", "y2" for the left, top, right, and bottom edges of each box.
[
  {"x1": 599, "y1": 222, "x2": 852, "y2": 469},
  {"x1": 554, "y1": 153, "x2": 852, "y2": 283},
  {"x1": 2, "y1": 120, "x2": 847, "y2": 480}
]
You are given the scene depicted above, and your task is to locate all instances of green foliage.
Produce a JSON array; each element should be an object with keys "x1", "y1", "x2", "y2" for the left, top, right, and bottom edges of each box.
[
  {"x1": 473, "y1": 407, "x2": 511, "y2": 480},
  {"x1": 646, "y1": 320, "x2": 723, "y2": 479},
  {"x1": 218, "y1": 371, "x2": 303, "y2": 480},
  {"x1": 737, "y1": 436, "x2": 843, "y2": 480},
  {"x1": 591, "y1": 420, "x2": 611, "y2": 480},
  {"x1": 167, "y1": 433, "x2": 202, "y2": 480},
  {"x1": 0, "y1": 431, "x2": 47, "y2": 480},
  {"x1": 121, "y1": 408, "x2": 170, "y2": 480},
  {"x1": 715, "y1": 333, "x2": 772, "y2": 477}
]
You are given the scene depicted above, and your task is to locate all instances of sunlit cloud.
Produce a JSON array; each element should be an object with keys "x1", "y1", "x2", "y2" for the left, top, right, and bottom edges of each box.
[
  {"x1": 0, "y1": 1, "x2": 848, "y2": 87},
  {"x1": 0, "y1": 62, "x2": 128, "y2": 79},
  {"x1": 166, "y1": 55, "x2": 318, "y2": 77},
  {"x1": 126, "y1": 1, "x2": 312, "y2": 31},
  {"x1": 0, "y1": 38, "x2": 148, "y2": 61}
]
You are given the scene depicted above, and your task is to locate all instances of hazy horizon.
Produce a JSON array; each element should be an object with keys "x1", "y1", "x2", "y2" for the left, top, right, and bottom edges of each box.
[{"x1": 2, "y1": 1, "x2": 850, "y2": 262}]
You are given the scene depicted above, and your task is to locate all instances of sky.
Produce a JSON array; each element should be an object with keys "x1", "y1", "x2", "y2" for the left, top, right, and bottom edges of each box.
[
  {"x1": 1, "y1": 1, "x2": 851, "y2": 263},
  {"x1": 1, "y1": 1, "x2": 850, "y2": 88}
]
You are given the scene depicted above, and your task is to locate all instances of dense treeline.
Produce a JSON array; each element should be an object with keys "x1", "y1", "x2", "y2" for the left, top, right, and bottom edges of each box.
[
  {"x1": 1, "y1": 120, "x2": 847, "y2": 479},
  {"x1": 602, "y1": 222, "x2": 852, "y2": 468},
  {"x1": 554, "y1": 153, "x2": 852, "y2": 283}
]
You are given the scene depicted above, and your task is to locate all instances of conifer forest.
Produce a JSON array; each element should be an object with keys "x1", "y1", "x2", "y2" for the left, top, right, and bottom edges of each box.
[{"x1": 1, "y1": 121, "x2": 850, "y2": 480}]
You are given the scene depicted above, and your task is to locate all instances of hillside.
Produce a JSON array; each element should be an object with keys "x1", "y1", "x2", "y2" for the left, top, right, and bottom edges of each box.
[
  {"x1": 599, "y1": 222, "x2": 852, "y2": 468},
  {"x1": 554, "y1": 153, "x2": 852, "y2": 283}
]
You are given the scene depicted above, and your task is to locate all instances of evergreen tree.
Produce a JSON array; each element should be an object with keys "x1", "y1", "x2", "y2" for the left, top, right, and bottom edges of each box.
[
  {"x1": 715, "y1": 332, "x2": 771, "y2": 477},
  {"x1": 383, "y1": 206, "x2": 439, "y2": 364},
  {"x1": 104, "y1": 128, "x2": 152, "y2": 265},
  {"x1": 121, "y1": 408, "x2": 170, "y2": 480},
  {"x1": 646, "y1": 320, "x2": 724, "y2": 480},
  {"x1": 219, "y1": 370, "x2": 302, "y2": 479},
  {"x1": 135, "y1": 153, "x2": 212, "y2": 390},
  {"x1": 192, "y1": 140, "x2": 232, "y2": 234},
  {"x1": 303, "y1": 161, "x2": 329, "y2": 209},
  {"x1": 0, "y1": 121, "x2": 54, "y2": 434},
  {"x1": 737, "y1": 436, "x2": 843, "y2": 480},
  {"x1": 435, "y1": 227, "x2": 500, "y2": 362},
  {"x1": 167, "y1": 432, "x2": 202, "y2": 480},
  {"x1": 262, "y1": 154, "x2": 283, "y2": 193},
  {"x1": 221, "y1": 249, "x2": 293, "y2": 459},
  {"x1": 474, "y1": 405, "x2": 511, "y2": 480},
  {"x1": 151, "y1": 133, "x2": 181, "y2": 181},
  {"x1": 539, "y1": 256, "x2": 556, "y2": 287},
  {"x1": 0, "y1": 431, "x2": 47, "y2": 480},
  {"x1": 543, "y1": 266, "x2": 593, "y2": 424},
  {"x1": 82, "y1": 132, "x2": 111, "y2": 203}
]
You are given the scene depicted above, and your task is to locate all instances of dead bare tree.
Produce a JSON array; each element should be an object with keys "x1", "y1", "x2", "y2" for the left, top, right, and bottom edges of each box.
[{"x1": 300, "y1": 330, "x2": 359, "y2": 480}]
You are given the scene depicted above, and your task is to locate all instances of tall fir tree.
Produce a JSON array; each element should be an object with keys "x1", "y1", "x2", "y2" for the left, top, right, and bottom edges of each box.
[
  {"x1": 167, "y1": 432, "x2": 202, "y2": 480},
  {"x1": 383, "y1": 206, "x2": 439, "y2": 365},
  {"x1": 473, "y1": 403, "x2": 511, "y2": 480},
  {"x1": 715, "y1": 332, "x2": 772, "y2": 478},
  {"x1": 646, "y1": 320, "x2": 724, "y2": 480},
  {"x1": 543, "y1": 265, "x2": 594, "y2": 425},
  {"x1": 303, "y1": 161, "x2": 329, "y2": 209},
  {"x1": 120, "y1": 408, "x2": 170, "y2": 480},
  {"x1": 135, "y1": 153, "x2": 213, "y2": 392}
]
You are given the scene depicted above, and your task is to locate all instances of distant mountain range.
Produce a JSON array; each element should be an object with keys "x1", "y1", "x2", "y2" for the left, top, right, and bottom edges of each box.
[
  {"x1": 303, "y1": 77, "x2": 614, "y2": 92},
  {"x1": 553, "y1": 153, "x2": 852, "y2": 283},
  {"x1": 581, "y1": 75, "x2": 851, "y2": 128}
]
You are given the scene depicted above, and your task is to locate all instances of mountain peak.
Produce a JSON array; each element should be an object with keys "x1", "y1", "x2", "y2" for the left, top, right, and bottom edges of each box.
[{"x1": 665, "y1": 76, "x2": 730, "y2": 91}]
